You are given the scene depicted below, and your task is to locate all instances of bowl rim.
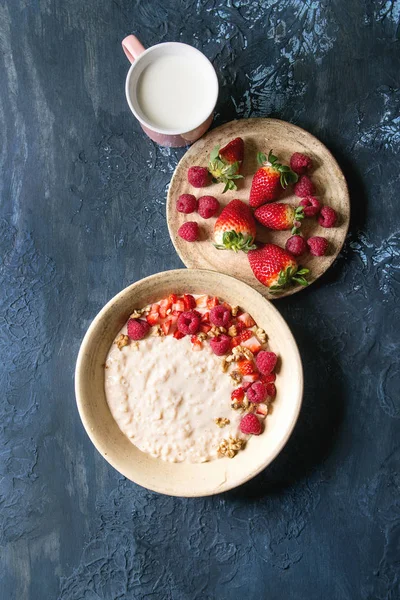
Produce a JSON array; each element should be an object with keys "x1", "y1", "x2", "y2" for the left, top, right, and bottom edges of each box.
[{"x1": 75, "y1": 268, "x2": 303, "y2": 496}]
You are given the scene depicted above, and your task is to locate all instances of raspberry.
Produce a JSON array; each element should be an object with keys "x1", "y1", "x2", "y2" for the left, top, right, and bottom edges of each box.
[
  {"x1": 209, "y1": 305, "x2": 231, "y2": 328},
  {"x1": 210, "y1": 334, "x2": 231, "y2": 356},
  {"x1": 307, "y1": 236, "x2": 328, "y2": 256},
  {"x1": 294, "y1": 175, "x2": 315, "y2": 198},
  {"x1": 231, "y1": 387, "x2": 245, "y2": 402},
  {"x1": 188, "y1": 166, "x2": 209, "y2": 188},
  {"x1": 266, "y1": 382, "x2": 276, "y2": 399},
  {"x1": 197, "y1": 196, "x2": 220, "y2": 219},
  {"x1": 127, "y1": 318, "x2": 150, "y2": 340},
  {"x1": 318, "y1": 206, "x2": 337, "y2": 228},
  {"x1": 299, "y1": 196, "x2": 321, "y2": 217},
  {"x1": 176, "y1": 194, "x2": 197, "y2": 214},
  {"x1": 290, "y1": 152, "x2": 313, "y2": 175},
  {"x1": 256, "y1": 351, "x2": 277, "y2": 375},
  {"x1": 260, "y1": 373, "x2": 276, "y2": 384},
  {"x1": 178, "y1": 221, "x2": 199, "y2": 242},
  {"x1": 247, "y1": 381, "x2": 267, "y2": 404},
  {"x1": 240, "y1": 413, "x2": 262, "y2": 435},
  {"x1": 177, "y1": 310, "x2": 201, "y2": 335},
  {"x1": 285, "y1": 235, "x2": 307, "y2": 257}
]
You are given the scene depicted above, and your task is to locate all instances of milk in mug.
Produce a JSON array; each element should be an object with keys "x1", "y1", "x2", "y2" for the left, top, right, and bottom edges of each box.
[{"x1": 136, "y1": 54, "x2": 216, "y2": 132}]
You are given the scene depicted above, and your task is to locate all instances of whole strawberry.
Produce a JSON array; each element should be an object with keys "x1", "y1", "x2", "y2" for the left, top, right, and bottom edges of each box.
[
  {"x1": 254, "y1": 203, "x2": 304, "y2": 234},
  {"x1": 249, "y1": 151, "x2": 298, "y2": 208},
  {"x1": 248, "y1": 243, "x2": 309, "y2": 292},
  {"x1": 208, "y1": 137, "x2": 244, "y2": 193},
  {"x1": 214, "y1": 199, "x2": 257, "y2": 252}
]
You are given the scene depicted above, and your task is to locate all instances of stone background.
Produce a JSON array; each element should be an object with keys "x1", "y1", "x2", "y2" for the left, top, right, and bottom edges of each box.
[{"x1": 0, "y1": 1, "x2": 399, "y2": 598}]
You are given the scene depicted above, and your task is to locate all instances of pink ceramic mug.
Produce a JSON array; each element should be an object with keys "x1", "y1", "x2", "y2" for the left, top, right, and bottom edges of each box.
[{"x1": 122, "y1": 35, "x2": 219, "y2": 147}]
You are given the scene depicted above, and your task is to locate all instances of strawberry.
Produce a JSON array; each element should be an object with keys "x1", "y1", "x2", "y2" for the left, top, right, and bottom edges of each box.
[
  {"x1": 237, "y1": 359, "x2": 256, "y2": 375},
  {"x1": 254, "y1": 203, "x2": 304, "y2": 234},
  {"x1": 173, "y1": 330, "x2": 185, "y2": 340},
  {"x1": 190, "y1": 335, "x2": 203, "y2": 351},
  {"x1": 161, "y1": 320, "x2": 171, "y2": 336},
  {"x1": 242, "y1": 373, "x2": 260, "y2": 383},
  {"x1": 208, "y1": 137, "x2": 244, "y2": 193},
  {"x1": 249, "y1": 151, "x2": 298, "y2": 208},
  {"x1": 237, "y1": 312, "x2": 256, "y2": 328},
  {"x1": 159, "y1": 297, "x2": 172, "y2": 318},
  {"x1": 248, "y1": 244, "x2": 309, "y2": 292},
  {"x1": 172, "y1": 299, "x2": 185, "y2": 312},
  {"x1": 241, "y1": 335, "x2": 262, "y2": 354},
  {"x1": 195, "y1": 295, "x2": 208, "y2": 308},
  {"x1": 183, "y1": 294, "x2": 196, "y2": 310},
  {"x1": 214, "y1": 199, "x2": 257, "y2": 253},
  {"x1": 206, "y1": 296, "x2": 219, "y2": 309},
  {"x1": 146, "y1": 312, "x2": 159, "y2": 326}
]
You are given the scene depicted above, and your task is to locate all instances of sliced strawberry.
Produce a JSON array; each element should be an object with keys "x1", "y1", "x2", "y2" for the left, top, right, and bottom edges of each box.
[
  {"x1": 207, "y1": 296, "x2": 219, "y2": 309},
  {"x1": 240, "y1": 330, "x2": 252, "y2": 342},
  {"x1": 159, "y1": 298, "x2": 172, "y2": 318},
  {"x1": 146, "y1": 312, "x2": 159, "y2": 326},
  {"x1": 237, "y1": 312, "x2": 256, "y2": 328},
  {"x1": 190, "y1": 336, "x2": 203, "y2": 351},
  {"x1": 200, "y1": 324, "x2": 212, "y2": 333},
  {"x1": 241, "y1": 335, "x2": 262, "y2": 354},
  {"x1": 195, "y1": 295, "x2": 208, "y2": 308},
  {"x1": 161, "y1": 321, "x2": 171, "y2": 336},
  {"x1": 231, "y1": 336, "x2": 242, "y2": 347},
  {"x1": 168, "y1": 293, "x2": 178, "y2": 304},
  {"x1": 237, "y1": 359, "x2": 256, "y2": 375},
  {"x1": 222, "y1": 301, "x2": 232, "y2": 311},
  {"x1": 201, "y1": 311, "x2": 210, "y2": 323},
  {"x1": 255, "y1": 403, "x2": 269, "y2": 418},
  {"x1": 173, "y1": 330, "x2": 185, "y2": 340},
  {"x1": 183, "y1": 294, "x2": 196, "y2": 310},
  {"x1": 231, "y1": 387, "x2": 245, "y2": 402},
  {"x1": 172, "y1": 299, "x2": 185, "y2": 312},
  {"x1": 242, "y1": 373, "x2": 260, "y2": 383}
]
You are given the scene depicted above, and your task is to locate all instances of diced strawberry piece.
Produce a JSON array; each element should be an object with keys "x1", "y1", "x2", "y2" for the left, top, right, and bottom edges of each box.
[
  {"x1": 222, "y1": 302, "x2": 232, "y2": 311},
  {"x1": 240, "y1": 330, "x2": 252, "y2": 342},
  {"x1": 195, "y1": 295, "x2": 208, "y2": 308},
  {"x1": 172, "y1": 299, "x2": 185, "y2": 312},
  {"x1": 183, "y1": 294, "x2": 196, "y2": 310},
  {"x1": 190, "y1": 335, "x2": 203, "y2": 351},
  {"x1": 241, "y1": 335, "x2": 262, "y2": 354},
  {"x1": 231, "y1": 387, "x2": 245, "y2": 402},
  {"x1": 159, "y1": 298, "x2": 172, "y2": 319},
  {"x1": 237, "y1": 312, "x2": 256, "y2": 328},
  {"x1": 161, "y1": 321, "x2": 171, "y2": 336},
  {"x1": 231, "y1": 336, "x2": 242, "y2": 347},
  {"x1": 146, "y1": 312, "x2": 159, "y2": 326},
  {"x1": 242, "y1": 373, "x2": 260, "y2": 383},
  {"x1": 150, "y1": 303, "x2": 160, "y2": 313},
  {"x1": 237, "y1": 359, "x2": 256, "y2": 375},
  {"x1": 201, "y1": 311, "x2": 210, "y2": 323},
  {"x1": 173, "y1": 330, "x2": 185, "y2": 339},
  {"x1": 207, "y1": 296, "x2": 219, "y2": 309},
  {"x1": 168, "y1": 293, "x2": 178, "y2": 304},
  {"x1": 200, "y1": 324, "x2": 212, "y2": 333},
  {"x1": 256, "y1": 403, "x2": 269, "y2": 418}
]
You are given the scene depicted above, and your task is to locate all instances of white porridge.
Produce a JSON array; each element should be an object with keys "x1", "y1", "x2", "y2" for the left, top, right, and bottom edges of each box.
[
  {"x1": 104, "y1": 294, "x2": 277, "y2": 463},
  {"x1": 105, "y1": 333, "x2": 242, "y2": 463}
]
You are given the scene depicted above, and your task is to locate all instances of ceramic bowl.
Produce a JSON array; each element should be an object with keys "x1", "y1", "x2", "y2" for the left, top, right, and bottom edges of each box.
[{"x1": 75, "y1": 269, "x2": 303, "y2": 497}]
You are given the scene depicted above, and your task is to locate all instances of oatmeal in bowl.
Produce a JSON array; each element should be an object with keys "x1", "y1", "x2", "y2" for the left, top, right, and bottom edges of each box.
[
  {"x1": 75, "y1": 269, "x2": 303, "y2": 496},
  {"x1": 105, "y1": 293, "x2": 277, "y2": 463}
]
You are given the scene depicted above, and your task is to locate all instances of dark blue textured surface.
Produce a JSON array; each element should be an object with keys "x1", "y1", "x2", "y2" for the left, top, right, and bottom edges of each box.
[{"x1": 1, "y1": 1, "x2": 399, "y2": 598}]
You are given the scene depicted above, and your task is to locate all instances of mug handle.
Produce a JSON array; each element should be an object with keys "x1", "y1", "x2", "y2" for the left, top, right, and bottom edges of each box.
[{"x1": 122, "y1": 35, "x2": 146, "y2": 63}]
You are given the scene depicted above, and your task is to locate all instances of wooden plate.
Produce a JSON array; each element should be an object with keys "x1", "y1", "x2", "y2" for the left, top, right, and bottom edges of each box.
[{"x1": 167, "y1": 118, "x2": 350, "y2": 299}]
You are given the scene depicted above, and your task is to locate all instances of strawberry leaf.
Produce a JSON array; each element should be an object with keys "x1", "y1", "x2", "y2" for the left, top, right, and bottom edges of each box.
[
  {"x1": 257, "y1": 152, "x2": 268, "y2": 165},
  {"x1": 210, "y1": 146, "x2": 220, "y2": 162}
]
